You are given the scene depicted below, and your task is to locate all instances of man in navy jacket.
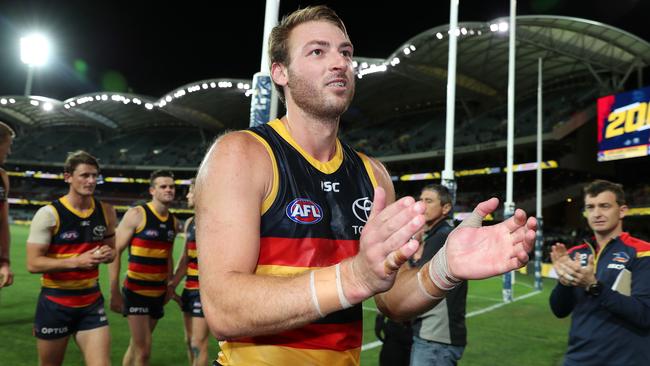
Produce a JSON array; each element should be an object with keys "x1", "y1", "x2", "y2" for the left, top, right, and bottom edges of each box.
[{"x1": 549, "y1": 180, "x2": 650, "y2": 365}]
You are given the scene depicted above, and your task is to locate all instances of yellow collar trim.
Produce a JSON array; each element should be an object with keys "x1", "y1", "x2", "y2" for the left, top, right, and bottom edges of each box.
[
  {"x1": 60, "y1": 196, "x2": 95, "y2": 219},
  {"x1": 268, "y1": 119, "x2": 343, "y2": 174},
  {"x1": 147, "y1": 202, "x2": 169, "y2": 222}
]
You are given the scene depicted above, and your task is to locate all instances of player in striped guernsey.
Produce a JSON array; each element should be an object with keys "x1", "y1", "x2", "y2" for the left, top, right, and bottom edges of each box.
[
  {"x1": 169, "y1": 180, "x2": 211, "y2": 366},
  {"x1": 0, "y1": 121, "x2": 15, "y2": 289},
  {"x1": 194, "y1": 6, "x2": 537, "y2": 366},
  {"x1": 110, "y1": 170, "x2": 179, "y2": 366},
  {"x1": 26, "y1": 151, "x2": 117, "y2": 366}
]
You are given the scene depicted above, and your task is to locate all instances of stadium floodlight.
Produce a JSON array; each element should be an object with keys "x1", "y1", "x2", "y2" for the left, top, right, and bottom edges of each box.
[{"x1": 20, "y1": 33, "x2": 50, "y2": 96}]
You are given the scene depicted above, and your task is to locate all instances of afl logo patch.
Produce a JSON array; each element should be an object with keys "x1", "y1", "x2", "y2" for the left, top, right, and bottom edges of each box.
[
  {"x1": 61, "y1": 230, "x2": 79, "y2": 240},
  {"x1": 144, "y1": 229, "x2": 159, "y2": 238},
  {"x1": 286, "y1": 198, "x2": 323, "y2": 224}
]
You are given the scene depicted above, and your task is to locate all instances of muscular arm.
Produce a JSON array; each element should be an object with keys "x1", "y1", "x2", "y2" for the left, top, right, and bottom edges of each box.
[
  {"x1": 100, "y1": 203, "x2": 118, "y2": 262},
  {"x1": 372, "y1": 158, "x2": 538, "y2": 321},
  {"x1": 108, "y1": 207, "x2": 141, "y2": 294},
  {"x1": 196, "y1": 133, "x2": 426, "y2": 339},
  {"x1": 169, "y1": 217, "x2": 191, "y2": 290},
  {"x1": 26, "y1": 206, "x2": 103, "y2": 273},
  {"x1": 196, "y1": 132, "x2": 320, "y2": 339},
  {"x1": 370, "y1": 159, "x2": 444, "y2": 320}
]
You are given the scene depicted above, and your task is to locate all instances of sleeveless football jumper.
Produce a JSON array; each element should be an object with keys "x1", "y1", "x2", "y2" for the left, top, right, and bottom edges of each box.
[
  {"x1": 124, "y1": 203, "x2": 177, "y2": 298},
  {"x1": 41, "y1": 197, "x2": 109, "y2": 307},
  {"x1": 217, "y1": 119, "x2": 377, "y2": 366}
]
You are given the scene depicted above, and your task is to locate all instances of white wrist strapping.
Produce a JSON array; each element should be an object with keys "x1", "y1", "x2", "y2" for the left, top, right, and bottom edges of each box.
[
  {"x1": 417, "y1": 268, "x2": 444, "y2": 300},
  {"x1": 310, "y1": 271, "x2": 324, "y2": 317},
  {"x1": 428, "y1": 244, "x2": 461, "y2": 291},
  {"x1": 335, "y1": 263, "x2": 353, "y2": 309}
]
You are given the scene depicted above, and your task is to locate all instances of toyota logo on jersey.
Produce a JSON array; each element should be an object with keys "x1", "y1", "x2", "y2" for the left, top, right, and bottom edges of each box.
[
  {"x1": 352, "y1": 197, "x2": 373, "y2": 223},
  {"x1": 286, "y1": 198, "x2": 323, "y2": 224}
]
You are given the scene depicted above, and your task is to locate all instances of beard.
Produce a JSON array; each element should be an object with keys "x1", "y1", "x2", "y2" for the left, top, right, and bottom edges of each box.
[{"x1": 287, "y1": 68, "x2": 355, "y2": 120}]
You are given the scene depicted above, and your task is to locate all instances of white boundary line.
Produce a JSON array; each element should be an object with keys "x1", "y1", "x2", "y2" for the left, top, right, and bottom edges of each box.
[{"x1": 361, "y1": 290, "x2": 542, "y2": 352}]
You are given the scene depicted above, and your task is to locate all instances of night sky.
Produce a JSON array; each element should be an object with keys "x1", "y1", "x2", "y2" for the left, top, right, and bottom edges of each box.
[{"x1": 0, "y1": 0, "x2": 648, "y2": 100}]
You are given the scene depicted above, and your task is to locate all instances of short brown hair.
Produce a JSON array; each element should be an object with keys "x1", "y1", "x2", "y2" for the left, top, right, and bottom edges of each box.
[
  {"x1": 0, "y1": 121, "x2": 16, "y2": 141},
  {"x1": 150, "y1": 170, "x2": 174, "y2": 187},
  {"x1": 583, "y1": 179, "x2": 626, "y2": 206},
  {"x1": 268, "y1": 5, "x2": 349, "y2": 102},
  {"x1": 64, "y1": 150, "x2": 99, "y2": 174}
]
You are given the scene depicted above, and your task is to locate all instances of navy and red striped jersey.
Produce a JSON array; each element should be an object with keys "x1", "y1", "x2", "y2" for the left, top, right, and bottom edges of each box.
[
  {"x1": 124, "y1": 203, "x2": 177, "y2": 297},
  {"x1": 42, "y1": 197, "x2": 109, "y2": 308},
  {"x1": 217, "y1": 119, "x2": 377, "y2": 365}
]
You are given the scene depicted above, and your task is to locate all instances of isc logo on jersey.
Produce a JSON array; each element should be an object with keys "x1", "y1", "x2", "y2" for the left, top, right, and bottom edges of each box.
[{"x1": 286, "y1": 198, "x2": 323, "y2": 224}]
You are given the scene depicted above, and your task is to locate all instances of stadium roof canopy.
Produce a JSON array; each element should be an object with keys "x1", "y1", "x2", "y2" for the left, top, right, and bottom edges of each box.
[
  {"x1": 1, "y1": 16, "x2": 649, "y2": 132},
  {"x1": 0, "y1": 78, "x2": 252, "y2": 133},
  {"x1": 347, "y1": 15, "x2": 650, "y2": 125}
]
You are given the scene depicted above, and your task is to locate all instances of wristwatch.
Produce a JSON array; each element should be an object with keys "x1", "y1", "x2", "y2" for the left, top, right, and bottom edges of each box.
[{"x1": 586, "y1": 281, "x2": 603, "y2": 297}]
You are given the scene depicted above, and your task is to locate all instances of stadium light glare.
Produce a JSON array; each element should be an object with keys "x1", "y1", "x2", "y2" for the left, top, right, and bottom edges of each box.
[
  {"x1": 20, "y1": 34, "x2": 49, "y2": 66},
  {"x1": 436, "y1": 32, "x2": 443, "y2": 39},
  {"x1": 145, "y1": 103, "x2": 153, "y2": 110},
  {"x1": 0, "y1": 99, "x2": 6, "y2": 105},
  {"x1": 461, "y1": 27, "x2": 467, "y2": 35},
  {"x1": 42, "y1": 102, "x2": 53, "y2": 111},
  {"x1": 409, "y1": 45, "x2": 416, "y2": 51},
  {"x1": 202, "y1": 83, "x2": 208, "y2": 89},
  {"x1": 9, "y1": 99, "x2": 15, "y2": 103},
  {"x1": 403, "y1": 47, "x2": 411, "y2": 55},
  {"x1": 30, "y1": 100, "x2": 39, "y2": 106},
  {"x1": 498, "y1": 22, "x2": 509, "y2": 32},
  {"x1": 21, "y1": 33, "x2": 51, "y2": 95},
  {"x1": 490, "y1": 23, "x2": 499, "y2": 32}
]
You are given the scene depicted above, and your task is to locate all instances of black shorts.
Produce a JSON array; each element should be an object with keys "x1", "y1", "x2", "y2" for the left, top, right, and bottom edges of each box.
[
  {"x1": 34, "y1": 291, "x2": 108, "y2": 340},
  {"x1": 122, "y1": 288, "x2": 165, "y2": 319},
  {"x1": 181, "y1": 289, "x2": 204, "y2": 317}
]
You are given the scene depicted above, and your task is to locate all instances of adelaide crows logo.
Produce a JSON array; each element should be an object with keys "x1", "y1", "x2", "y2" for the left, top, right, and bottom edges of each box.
[
  {"x1": 286, "y1": 198, "x2": 323, "y2": 224},
  {"x1": 612, "y1": 251, "x2": 630, "y2": 264}
]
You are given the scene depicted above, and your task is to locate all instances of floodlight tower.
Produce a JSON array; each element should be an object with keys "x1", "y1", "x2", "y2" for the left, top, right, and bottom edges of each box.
[{"x1": 20, "y1": 34, "x2": 50, "y2": 96}]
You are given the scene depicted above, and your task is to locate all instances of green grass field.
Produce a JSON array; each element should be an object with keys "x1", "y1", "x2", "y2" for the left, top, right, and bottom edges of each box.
[{"x1": 0, "y1": 224, "x2": 570, "y2": 365}]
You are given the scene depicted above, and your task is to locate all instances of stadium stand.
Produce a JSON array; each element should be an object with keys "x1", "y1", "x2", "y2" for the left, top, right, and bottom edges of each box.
[{"x1": 1, "y1": 15, "x2": 649, "y2": 243}]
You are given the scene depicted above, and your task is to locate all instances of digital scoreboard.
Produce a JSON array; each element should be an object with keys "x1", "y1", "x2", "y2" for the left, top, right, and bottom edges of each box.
[{"x1": 597, "y1": 86, "x2": 650, "y2": 161}]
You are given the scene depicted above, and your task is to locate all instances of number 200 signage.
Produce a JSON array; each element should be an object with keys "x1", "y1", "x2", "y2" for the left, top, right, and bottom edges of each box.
[{"x1": 597, "y1": 86, "x2": 650, "y2": 162}]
